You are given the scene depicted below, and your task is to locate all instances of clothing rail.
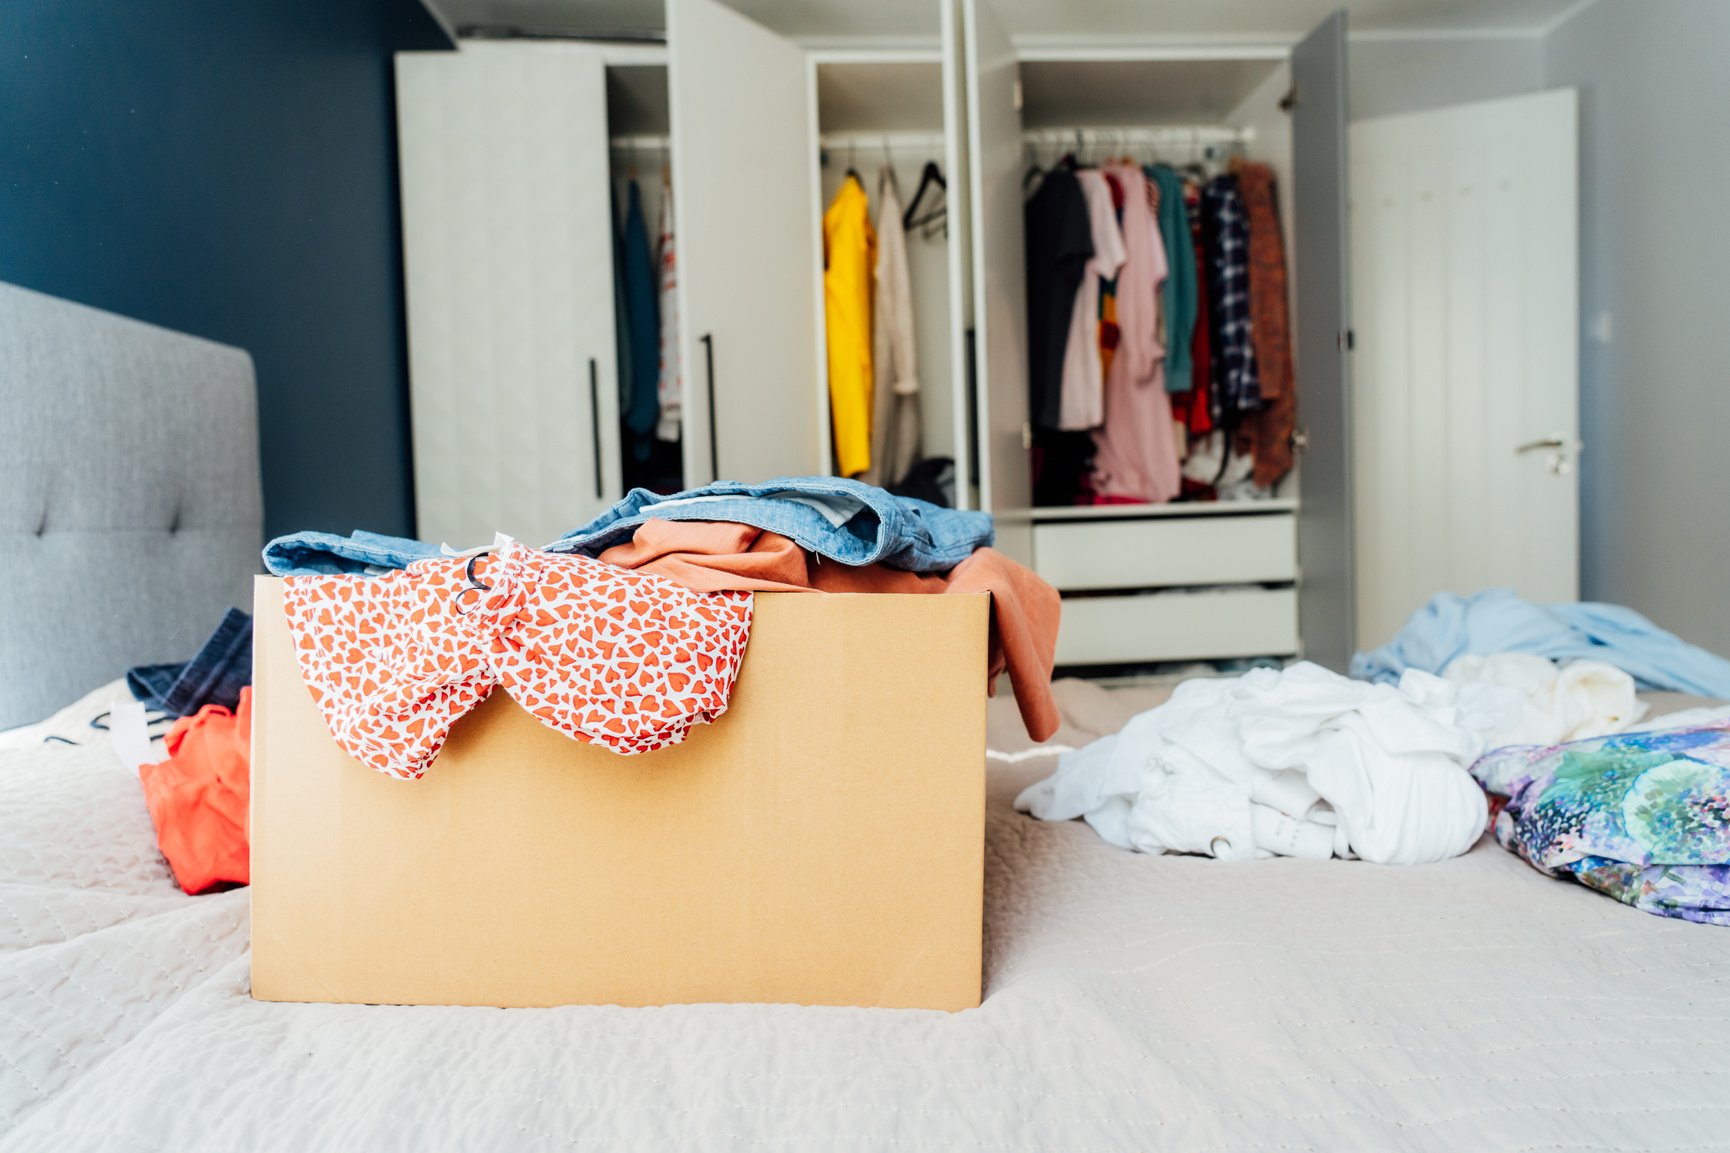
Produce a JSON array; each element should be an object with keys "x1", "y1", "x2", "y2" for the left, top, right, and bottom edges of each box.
[
  {"x1": 1022, "y1": 125, "x2": 1254, "y2": 150},
  {"x1": 817, "y1": 130, "x2": 949, "y2": 153}
]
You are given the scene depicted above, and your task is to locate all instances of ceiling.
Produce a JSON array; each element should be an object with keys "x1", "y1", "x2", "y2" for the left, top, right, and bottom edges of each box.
[{"x1": 434, "y1": 0, "x2": 1585, "y2": 44}]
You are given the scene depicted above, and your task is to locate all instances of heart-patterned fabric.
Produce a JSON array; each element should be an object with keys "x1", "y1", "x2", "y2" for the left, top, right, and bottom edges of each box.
[{"x1": 283, "y1": 539, "x2": 753, "y2": 777}]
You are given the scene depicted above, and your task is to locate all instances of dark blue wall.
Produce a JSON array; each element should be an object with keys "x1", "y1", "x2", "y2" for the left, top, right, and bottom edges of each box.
[{"x1": 0, "y1": 0, "x2": 451, "y2": 539}]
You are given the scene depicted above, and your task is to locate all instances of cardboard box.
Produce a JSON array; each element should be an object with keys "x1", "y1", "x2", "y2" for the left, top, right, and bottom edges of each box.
[{"x1": 249, "y1": 577, "x2": 988, "y2": 1011}]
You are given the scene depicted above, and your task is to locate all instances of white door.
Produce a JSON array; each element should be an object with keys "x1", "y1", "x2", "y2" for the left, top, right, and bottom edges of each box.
[
  {"x1": 1350, "y1": 89, "x2": 1579, "y2": 648},
  {"x1": 396, "y1": 44, "x2": 622, "y2": 548},
  {"x1": 667, "y1": 0, "x2": 820, "y2": 484},
  {"x1": 962, "y1": 0, "x2": 1031, "y2": 519}
]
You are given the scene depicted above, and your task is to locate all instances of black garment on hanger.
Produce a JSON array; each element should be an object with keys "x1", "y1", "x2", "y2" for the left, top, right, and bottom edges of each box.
[{"x1": 1023, "y1": 168, "x2": 1092, "y2": 431}]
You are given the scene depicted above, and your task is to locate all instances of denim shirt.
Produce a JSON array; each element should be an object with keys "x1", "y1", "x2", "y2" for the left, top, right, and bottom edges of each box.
[{"x1": 262, "y1": 477, "x2": 994, "y2": 577}]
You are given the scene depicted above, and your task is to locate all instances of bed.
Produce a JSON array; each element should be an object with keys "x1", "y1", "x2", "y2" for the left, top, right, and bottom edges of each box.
[{"x1": 3, "y1": 285, "x2": 1727, "y2": 1151}]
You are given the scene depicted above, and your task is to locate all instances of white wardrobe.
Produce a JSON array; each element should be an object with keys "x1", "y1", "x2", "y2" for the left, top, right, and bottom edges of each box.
[
  {"x1": 394, "y1": 0, "x2": 1359, "y2": 674},
  {"x1": 964, "y1": 8, "x2": 1355, "y2": 674}
]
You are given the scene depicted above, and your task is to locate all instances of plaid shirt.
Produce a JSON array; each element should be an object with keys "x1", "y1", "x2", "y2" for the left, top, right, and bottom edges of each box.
[{"x1": 1202, "y1": 174, "x2": 1261, "y2": 413}]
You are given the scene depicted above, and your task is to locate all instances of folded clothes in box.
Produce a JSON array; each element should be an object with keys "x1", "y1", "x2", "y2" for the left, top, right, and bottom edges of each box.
[{"x1": 249, "y1": 576, "x2": 991, "y2": 1011}]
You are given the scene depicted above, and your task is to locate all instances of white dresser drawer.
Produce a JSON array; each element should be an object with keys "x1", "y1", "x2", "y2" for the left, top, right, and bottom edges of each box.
[
  {"x1": 1032, "y1": 514, "x2": 1296, "y2": 591},
  {"x1": 1055, "y1": 588, "x2": 1299, "y2": 666}
]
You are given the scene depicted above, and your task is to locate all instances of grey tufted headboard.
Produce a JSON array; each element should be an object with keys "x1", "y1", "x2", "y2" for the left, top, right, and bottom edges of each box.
[{"x1": 0, "y1": 282, "x2": 264, "y2": 729}]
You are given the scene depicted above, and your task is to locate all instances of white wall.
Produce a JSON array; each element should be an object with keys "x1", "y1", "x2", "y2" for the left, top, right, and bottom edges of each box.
[
  {"x1": 1543, "y1": 0, "x2": 1730, "y2": 655},
  {"x1": 1349, "y1": 34, "x2": 1543, "y2": 121}
]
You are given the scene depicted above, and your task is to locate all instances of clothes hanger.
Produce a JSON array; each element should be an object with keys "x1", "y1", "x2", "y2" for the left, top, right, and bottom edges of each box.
[
  {"x1": 877, "y1": 137, "x2": 900, "y2": 200},
  {"x1": 1023, "y1": 140, "x2": 1047, "y2": 195},
  {"x1": 902, "y1": 159, "x2": 947, "y2": 233}
]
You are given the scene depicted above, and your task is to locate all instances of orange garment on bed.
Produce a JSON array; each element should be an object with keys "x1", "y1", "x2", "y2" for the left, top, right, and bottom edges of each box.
[
  {"x1": 139, "y1": 688, "x2": 252, "y2": 895},
  {"x1": 598, "y1": 519, "x2": 1063, "y2": 742}
]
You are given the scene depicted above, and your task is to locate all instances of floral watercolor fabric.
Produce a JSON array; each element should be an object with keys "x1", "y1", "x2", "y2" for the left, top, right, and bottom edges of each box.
[{"x1": 1472, "y1": 722, "x2": 1730, "y2": 924}]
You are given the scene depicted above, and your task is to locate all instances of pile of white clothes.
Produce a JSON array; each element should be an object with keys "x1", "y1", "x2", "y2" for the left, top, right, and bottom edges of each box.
[
  {"x1": 1016, "y1": 662, "x2": 1520, "y2": 865},
  {"x1": 1441, "y1": 653, "x2": 1646, "y2": 748}
]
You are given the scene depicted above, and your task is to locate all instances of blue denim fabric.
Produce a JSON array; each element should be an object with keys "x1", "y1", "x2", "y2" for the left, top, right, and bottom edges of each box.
[
  {"x1": 262, "y1": 528, "x2": 445, "y2": 577},
  {"x1": 125, "y1": 607, "x2": 253, "y2": 718},
  {"x1": 546, "y1": 477, "x2": 993, "y2": 572},
  {"x1": 262, "y1": 478, "x2": 994, "y2": 577}
]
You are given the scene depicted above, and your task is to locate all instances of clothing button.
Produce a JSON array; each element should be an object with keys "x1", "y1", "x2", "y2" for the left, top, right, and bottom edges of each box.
[{"x1": 1210, "y1": 836, "x2": 1232, "y2": 857}]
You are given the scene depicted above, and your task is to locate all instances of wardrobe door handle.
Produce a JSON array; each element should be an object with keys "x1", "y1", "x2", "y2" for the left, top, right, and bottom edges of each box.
[
  {"x1": 701, "y1": 333, "x2": 719, "y2": 480},
  {"x1": 587, "y1": 357, "x2": 603, "y2": 500}
]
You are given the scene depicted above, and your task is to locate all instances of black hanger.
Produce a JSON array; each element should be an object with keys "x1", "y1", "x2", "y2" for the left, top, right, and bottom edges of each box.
[{"x1": 901, "y1": 160, "x2": 946, "y2": 232}]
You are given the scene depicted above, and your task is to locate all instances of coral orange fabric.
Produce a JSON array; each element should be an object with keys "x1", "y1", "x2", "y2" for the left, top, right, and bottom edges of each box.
[
  {"x1": 284, "y1": 540, "x2": 753, "y2": 778},
  {"x1": 598, "y1": 519, "x2": 1063, "y2": 741},
  {"x1": 139, "y1": 689, "x2": 252, "y2": 895}
]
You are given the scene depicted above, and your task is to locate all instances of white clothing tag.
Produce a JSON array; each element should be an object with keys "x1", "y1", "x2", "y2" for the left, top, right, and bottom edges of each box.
[
  {"x1": 439, "y1": 536, "x2": 511, "y2": 559},
  {"x1": 110, "y1": 698, "x2": 155, "y2": 776}
]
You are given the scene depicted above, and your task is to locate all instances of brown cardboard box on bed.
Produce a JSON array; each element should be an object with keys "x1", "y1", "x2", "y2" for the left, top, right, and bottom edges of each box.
[{"x1": 249, "y1": 577, "x2": 987, "y2": 1012}]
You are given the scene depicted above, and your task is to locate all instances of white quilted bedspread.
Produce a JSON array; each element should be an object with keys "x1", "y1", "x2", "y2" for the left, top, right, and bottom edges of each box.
[{"x1": 3, "y1": 691, "x2": 1729, "y2": 1152}]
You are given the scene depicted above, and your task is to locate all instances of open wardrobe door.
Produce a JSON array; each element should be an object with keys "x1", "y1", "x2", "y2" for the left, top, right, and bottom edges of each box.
[
  {"x1": 940, "y1": 0, "x2": 976, "y2": 509},
  {"x1": 1290, "y1": 10, "x2": 1356, "y2": 672},
  {"x1": 962, "y1": 0, "x2": 1031, "y2": 522},
  {"x1": 667, "y1": 0, "x2": 819, "y2": 484},
  {"x1": 396, "y1": 45, "x2": 622, "y2": 546}
]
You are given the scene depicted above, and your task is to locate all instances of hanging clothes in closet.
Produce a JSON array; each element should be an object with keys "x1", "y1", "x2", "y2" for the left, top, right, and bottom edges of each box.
[
  {"x1": 1090, "y1": 163, "x2": 1180, "y2": 505},
  {"x1": 1058, "y1": 169, "x2": 1123, "y2": 432},
  {"x1": 1024, "y1": 138, "x2": 1299, "y2": 508},
  {"x1": 1024, "y1": 168, "x2": 1091, "y2": 431},
  {"x1": 1023, "y1": 166, "x2": 1097, "y2": 506},
  {"x1": 1179, "y1": 172, "x2": 1216, "y2": 439},
  {"x1": 619, "y1": 179, "x2": 661, "y2": 465},
  {"x1": 823, "y1": 155, "x2": 948, "y2": 497},
  {"x1": 1201, "y1": 172, "x2": 1259, "y2": 417},
  {"x1": 823, "y1": 172, "x2": 876, "y2": 480},
  {"x1": 1147, "y1": 164, "x2": 1198, "y2": 397},
  {"x1": 1233, "y1": 161, "x2": 1296, "y2": 490},
  {"x1": 867, "y1": 164, "x2": 921, "y2": 489},
  {"x1": 655, "y1": 173, "x2": 682, "y2": 446}
]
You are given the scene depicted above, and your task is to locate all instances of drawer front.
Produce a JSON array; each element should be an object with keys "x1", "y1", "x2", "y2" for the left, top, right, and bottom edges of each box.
[
  {"x1": 1055, "y1": 588, "x2": 1299, "y2": 666},
  {"x1": 1032, "y1": 515, "x2": 1296, "y2": 591}
]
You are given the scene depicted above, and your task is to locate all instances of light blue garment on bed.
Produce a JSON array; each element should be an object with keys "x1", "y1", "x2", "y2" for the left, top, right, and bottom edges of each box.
[
  {"x1": 263, "y1": 477, "x2": 994, "y2": 577},
  {"x1": 1351, "y1": 588, "x2": 1730, "y2": 699}
]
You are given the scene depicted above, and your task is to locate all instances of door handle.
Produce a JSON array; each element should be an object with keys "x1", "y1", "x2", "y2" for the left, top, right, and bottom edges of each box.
[
  {"x1": 700, "y1": 333, "x2": 718, "y2": 480},
  {"x1": 1516, "y1": 434, "x2": 1581, "y2": 475},
  {"x1": 587, "y1": 358, "x2": 603, "y2": 499}
]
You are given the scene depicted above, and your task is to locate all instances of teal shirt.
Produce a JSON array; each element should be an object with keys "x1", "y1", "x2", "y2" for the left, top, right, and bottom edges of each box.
[{"x1": 1146, "y1": 165, "x2": 1198, "y2": 394}]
